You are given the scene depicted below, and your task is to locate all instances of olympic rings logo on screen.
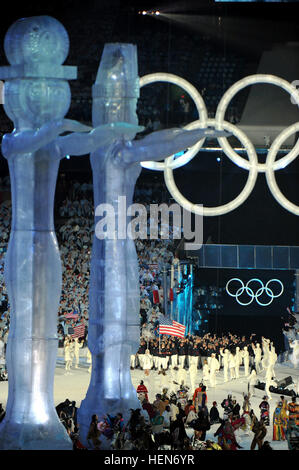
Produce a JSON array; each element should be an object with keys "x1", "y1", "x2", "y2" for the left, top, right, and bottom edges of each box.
[
  {"x1": 225, "y1": 278, "x2": 284, "y2": 306},
  {"x1": 139, "y1": 73, "x2": 299, "y2": 217}
]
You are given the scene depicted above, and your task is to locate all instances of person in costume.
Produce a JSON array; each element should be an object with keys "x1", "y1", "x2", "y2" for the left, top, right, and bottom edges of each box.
[
  {"x1": 136, "y1": 380, "x2": 149, "y2": 402},
  {"x1": 286, "y1": 396, "x2": 299, "y2": 450},
  {"x1": 87, "y1": 414, "x2": 101, "y2": 449},
  {"x1": 273, "y1": 401, "x2": 288, "y2": 441},
  {"x1": 242, "y1": 393, "x2": 252, "y2": 433},
  {"x1": 259, "y1": 396, "x2": 270, "y2": 426},
  {"x1": 176, "y1": 382, "x2": 189, "y2": 409},
  {"x1": 250, "y1": 417, "x2": 267, "y2": 450},
  {"x1": 231, "y1": 397, "x2": 241, "y2": 421},
  {"x1": 193, "y1": 385, "x2": 207, "y2": 413},
  {"x1": 280, "y1": 395, "x2": 289, "y2": 437},
  {"x1": 214, "y1": 416, "x2": 242, "y2": 450},
  {"x1": 185, "y1": 405, "x2": 197, "y2": 426},
  {"x1": 210, "y1": 401, "x2": 220, "y2": 425},
  {"x1": 287, "y1": 396, "x2": 299, "y2": 427},
  {"x1": 190, "y1": 429, "x2": 206, "y2": 450},
  {"x1": 221, "y1": 394, "x2": 234, "y2": 420}
]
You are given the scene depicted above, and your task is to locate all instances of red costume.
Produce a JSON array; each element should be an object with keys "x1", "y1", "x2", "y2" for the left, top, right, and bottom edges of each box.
[
  {"x1": 137, "y1": 383, "x2": 149, "y2": 402},
  {"x1": 153, "y1": 289, "x2": 159, "y2": 304}
]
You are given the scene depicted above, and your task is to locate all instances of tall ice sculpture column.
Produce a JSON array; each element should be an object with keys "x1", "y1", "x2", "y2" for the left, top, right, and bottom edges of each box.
[
  {"x1": 0, "y1": 18, "x2": 138, "y2": 450},
  {"x1": 78, "y1": 43, "x2": 227, "y2": 447}
]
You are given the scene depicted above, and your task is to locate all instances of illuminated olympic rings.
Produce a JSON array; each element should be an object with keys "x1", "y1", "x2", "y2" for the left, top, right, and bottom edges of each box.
[
  {"x1": 226, "y1": 278, "x2": 284, "y2": 307},
  {"x1": 139, "y1": 73, "x2": 299, "y2": 216}
]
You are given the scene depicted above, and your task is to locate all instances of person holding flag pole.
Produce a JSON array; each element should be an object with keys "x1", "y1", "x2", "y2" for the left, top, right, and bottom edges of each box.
[{"x1": 158, "y1": 315, "x2": 186, "y2": 375}]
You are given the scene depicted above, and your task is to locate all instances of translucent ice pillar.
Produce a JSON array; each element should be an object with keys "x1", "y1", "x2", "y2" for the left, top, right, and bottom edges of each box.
[
  {"x1": 0, "y1": 17, "x2": 132, "y2": 450},
  {"x1": 0, "y1": 16, "x2": 77, "y2": 450},
  {"x1": 78, "y1": 45, "x2": 142, "y2": 448},
  {"x1": 77, "y1": 44, "x2": 227, "y2": 447}
]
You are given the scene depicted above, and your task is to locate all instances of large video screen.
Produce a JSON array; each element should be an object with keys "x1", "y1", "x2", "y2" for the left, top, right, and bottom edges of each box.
[{"x1": 196, "y1": 268, "x2": 295, "y2": 317}]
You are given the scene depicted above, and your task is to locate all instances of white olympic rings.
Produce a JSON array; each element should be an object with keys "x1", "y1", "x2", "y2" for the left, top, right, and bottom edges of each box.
[
  {"x1": 226, "y1": 278, "x2": 284, "y2": 307},
  {"x1": 139, "y1": 72, "x2": 299, "y2": 216},
  {"x1": 139, "y1": 73, "x2": 208, "y2": 171}
]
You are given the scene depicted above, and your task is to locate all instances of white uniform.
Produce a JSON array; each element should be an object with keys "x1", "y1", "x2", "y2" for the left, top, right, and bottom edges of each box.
[
  {"x1": 143, "y1": 351, "x2": 153, "y2": 371},
  {"x1": 170, "y1": 353, "x2": 178, "y2": 369},
  {"x1": 266, "y1": 346, "x2": 277, "y2": 378},
  {"x1": 290, "y1": 340, "x2": 299, "y2": 368},
  {"x1": 73, "y1": 337, "x2": 83, "y2": 368},
  {"x1": 138, "y1": 353, "x2": 146, "y2": 370},
  {"x1": 248, "y1": 369, "x2": 258, "y2": 397},
  {"x1": 86, "y1": 347, "x2": 92, "y2": 373},
  {"x1": 0, "y1": 339, "x2": 5, "y2": 367},
  {"x1": 188, "y1": 364, "x2": 198, "y2": 393},
  {"x1": 158, "y1": 355, "x2": 168, "y2": 372},
  {"x1": 234, "y1": 347, "x2": 241, "y2": 379},
  {"x1": 177, "y1": 367, "x2": 187, "y2": 387},
  {"x1": 64, "y1": 339, "x2": 74, "y2": 372},
  {"x1": 253, "y1": 344, "x2": 262, "y2": 373},
  {"x1": 202, "y1": 363, "x2": 210, "y2": 385},
  {"x1": 178, "y1": 354, "x2": 186, "y2": 369},
  {"x1": 261, "y1": 338, "x2": 270, "y2": 370},
  {"x1": 189, "y1": 354, "x2": 199, "y2": 368},
  {"x1": 228, "y1": 353, "x2": 236, "y2": 380},
  {"x1": 209, "y1": 355, "x2": 220, "y2": 388},
  {"x1": 242, "y1": 347, "x2": 250, "y2": 376},
  {"x1": 265, "y1": 373, "x2": 277, "y2": 400},
  {"x1": 220, "y1": 349, "x2": 229, "y2": 382},
  {"x1": 130, "y1": 354, "x2": 136, "y2": 369}
]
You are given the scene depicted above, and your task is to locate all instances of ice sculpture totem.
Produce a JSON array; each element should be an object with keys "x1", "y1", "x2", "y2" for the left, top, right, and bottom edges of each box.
[
  {"x1": 0, "y1": 18, "x2": 140, "y2": 450},
  {"x1": 77, "y1": 43, "x2": 227, "y2": 446}
]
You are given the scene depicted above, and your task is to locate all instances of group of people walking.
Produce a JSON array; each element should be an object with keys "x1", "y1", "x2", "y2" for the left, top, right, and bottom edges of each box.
[{"x1": 132, "y1": 333, "x2": 280, "y2": 391}]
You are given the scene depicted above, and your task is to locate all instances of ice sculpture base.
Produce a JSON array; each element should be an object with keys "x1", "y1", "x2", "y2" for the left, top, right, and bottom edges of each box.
[
  {"x1": 0, "y1": 421, "x2": 73, "y2": 450},
  {"x1": 78, "y1": 392, "x2": 141, "y2": 449}
]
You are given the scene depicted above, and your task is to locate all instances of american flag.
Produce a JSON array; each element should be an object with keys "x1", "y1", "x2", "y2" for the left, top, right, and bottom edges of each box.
[
  {"x1": 158, "y1": 316, "x2": 186, "y2": 338},
  {"x1": 64, "y1": 312, "x2": 79, "y2": 320},
  {"x1": 71, "y1": 323, "x2": 85, "y2": 339}
]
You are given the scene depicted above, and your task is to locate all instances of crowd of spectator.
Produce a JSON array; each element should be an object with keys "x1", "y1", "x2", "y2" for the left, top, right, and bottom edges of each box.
[{"x1": 0, "y1": 177, "x2": 180, "y2": 373}]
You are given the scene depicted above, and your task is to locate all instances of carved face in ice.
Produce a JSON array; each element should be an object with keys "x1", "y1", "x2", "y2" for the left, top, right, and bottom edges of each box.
[
  {"x1": 3, "y1": 16, "x2": 72, "y2": 128},
  {"x1": 4, "y1": 16, "x2": 69, "y2": 66},
  {"x1": 4, "y1": 78, "x2": 71, "y2": 128}
]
